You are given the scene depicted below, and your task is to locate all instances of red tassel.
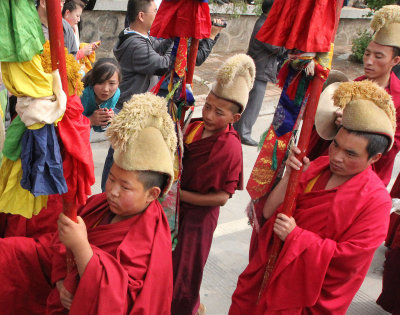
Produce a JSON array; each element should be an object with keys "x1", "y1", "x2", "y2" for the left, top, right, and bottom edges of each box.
[
  {"x1": 277, "y1": 61, "x2": 289, "y2": 89},
  {"x1": 286, "y1": 74, "x2": 301, "y2": 100},
  {"x1": 150, "y1": 74, "x2": 167, "y2": 95}
]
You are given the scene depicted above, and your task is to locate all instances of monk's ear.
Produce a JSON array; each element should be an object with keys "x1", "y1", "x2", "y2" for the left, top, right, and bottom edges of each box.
[
  {"x1": 146, "y1": 187, "x2": 161, "y2": 203},
  {"x1": 233, "y1": 113, "x2": 241, "y2": 123},
  {"x1": 368, "y1": 152, "x2": 382, "y2": 165},
  {"x1": 393, "y1": 55, "x2": 400, "y2": 67}
]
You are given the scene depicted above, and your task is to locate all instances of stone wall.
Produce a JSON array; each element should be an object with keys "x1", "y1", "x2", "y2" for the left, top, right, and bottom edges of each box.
[{"x1": 80, "y1": 5, "x2": 372, "y2": 59}]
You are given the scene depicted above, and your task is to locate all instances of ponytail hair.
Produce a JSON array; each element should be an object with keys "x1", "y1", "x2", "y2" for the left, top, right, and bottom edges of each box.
[{"x1": 82, "y1": 58, "x2": 122, "y2": 88}]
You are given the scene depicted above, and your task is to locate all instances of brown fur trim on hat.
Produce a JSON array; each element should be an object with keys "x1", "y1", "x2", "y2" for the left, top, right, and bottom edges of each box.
[
  {"x1": 371, "y1": 5, "x2": 400, "y2": 33},
  {"x1": 333, "y1": 80, "x2": 396, "y2": 133},
  {"x1": 106, "y1": 92, "x2": 177, "y2": 159}
]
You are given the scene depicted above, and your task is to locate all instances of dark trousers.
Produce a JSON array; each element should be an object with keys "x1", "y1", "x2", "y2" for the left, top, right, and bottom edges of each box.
[{"x1": 233, "y1": 79, "x2": 267, "y2": 140}]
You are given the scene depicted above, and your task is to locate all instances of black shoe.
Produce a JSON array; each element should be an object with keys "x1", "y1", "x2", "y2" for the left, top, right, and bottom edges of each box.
[{"x1": 241, "y1": 137, "x2": 258, "y2": 146}]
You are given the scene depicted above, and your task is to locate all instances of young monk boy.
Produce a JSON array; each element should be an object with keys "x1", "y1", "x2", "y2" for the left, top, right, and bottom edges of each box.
[
  {"x1": 171, "y1": 54, "x2": 255, "y2": 315},
  {"x1": 230, "y1": 80, "x2": 394, "y2": 314},
  {"x1": 0, "y1": 92, "x2": 176, "y2": 315}
]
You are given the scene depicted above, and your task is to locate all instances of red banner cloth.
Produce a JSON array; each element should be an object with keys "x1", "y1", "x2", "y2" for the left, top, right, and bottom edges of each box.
[
  {"x1": 256, "y1": 0, "x2": 337, "y2": 53},
  {"x1": 150, "y1": 0, "x2": 211, "y2": 39},
  {"x1": 57, "y1": 95, "x2": 95, "y2": 205}
]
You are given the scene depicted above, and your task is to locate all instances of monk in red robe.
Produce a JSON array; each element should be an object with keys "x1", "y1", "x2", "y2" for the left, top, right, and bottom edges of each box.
[
  {"x1": 172, "y1": 54, "x2": 255, "y2": 314},
  {"x1": 231, "y1": 81, "x2": 395, "y2": 314},
  {"x1": 0, "y1": 191, "x2": 172, "y2": 315},
  {"x1": 0, "y1": 93, "x2": 177, "y2": 314}
]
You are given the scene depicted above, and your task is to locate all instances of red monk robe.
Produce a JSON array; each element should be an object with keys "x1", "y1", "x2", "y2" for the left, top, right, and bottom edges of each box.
[
  {"x1": 0, "y1": 194, "x2": 63, "y2": 238},
  {"x1": 0, "y1": 193, "x2": 172, "y2": 315},
  {"x1": 230, "y1": 156, "x2": 391, "y2": 315},
  {"x1": 172, "y1": 119, "x2": 243, "y2": 314},
  {"x1": 307, "y1": 72, "x2": 400, "y2": 186}
]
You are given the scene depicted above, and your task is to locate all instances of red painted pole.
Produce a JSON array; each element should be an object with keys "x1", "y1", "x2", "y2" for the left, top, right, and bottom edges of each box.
[
  {"x1": 45, "y1": 0, "x2": 78, "y2": 223},
  {"x1": 45, "y1": 0, "x2": 68, "y2": 96},
  {"x1": 46, "y1": 0, "x2": 78, "y2": 272}
]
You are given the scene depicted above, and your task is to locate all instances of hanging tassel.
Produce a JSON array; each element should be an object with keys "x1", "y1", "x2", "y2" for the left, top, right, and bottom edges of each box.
[
  {"x1": 258, "y1": 128, "x2": 269, "y2": 151},
  {"x1": 150, "y1": 73, "x2": 167, "y2": 95},
  {"x1": 277, "y1": 61, "x2": 289, "y2": 89},
  {"x1": 166, "y1": 80, "x2": 181, "y2": 101},
  {"x1": 271, "y1": 140, "x2": 278, "y2": 170},
  {"x1": 294, "y1": 77, "x2": 307, "y2": 107}
]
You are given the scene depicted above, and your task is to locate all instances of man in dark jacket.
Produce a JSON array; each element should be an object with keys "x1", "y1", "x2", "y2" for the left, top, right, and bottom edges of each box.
[
  {"x1": 114, "y1": 0, "x2": 172, "y2": 108},
  {"x1": 234, "y1": 0, "x2": 285, "y2": 146}
]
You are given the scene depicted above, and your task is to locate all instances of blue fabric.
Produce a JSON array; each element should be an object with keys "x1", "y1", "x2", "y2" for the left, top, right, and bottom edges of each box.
[
  {"x1": 272, "y1": 68, "x2": 311, "y2": 137},
  {"x1": 80, "y1": 86, "x2": 120, "y2": 132},
  {"x1": 20, "y1": 124, "x2": 67, "y2": 197}
]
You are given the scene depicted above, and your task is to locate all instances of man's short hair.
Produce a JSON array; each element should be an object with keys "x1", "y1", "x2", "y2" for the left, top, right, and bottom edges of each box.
[
  {"x1": 392, "y1": 46, "x2": 400, "y2": 58},
  {"x1": 136, "y1": 170, "x2": 168, "y2": 192},
  {"x1": 262, "y1": 0, "x2": 274, "y2": 14},
  {"x1": 345, "y1": 127, "x2": 389, "y2": 158},
  {"x1": 127, "y1": 0, "x2": 153, "y2": 24}
]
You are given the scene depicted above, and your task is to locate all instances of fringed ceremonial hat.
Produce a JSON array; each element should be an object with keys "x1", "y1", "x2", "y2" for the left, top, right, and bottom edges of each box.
[
  {"x1": 211, "y1": 54, "x2": 255, "y2": 112},
  {"x1": 371, "y1": 5, "x2": 400, "y2": 49},
  {"x1": 315, "y1": 80, "x2": 396, "y2": 151},
  {"x1": 106, "y1": 92, "x2": 177, "y2": 196}
]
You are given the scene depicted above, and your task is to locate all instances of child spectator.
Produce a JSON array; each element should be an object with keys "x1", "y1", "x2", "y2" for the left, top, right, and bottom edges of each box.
[
  {"x1": 62, "y1": 0, "x2": 100, "y2": 61},
  {"x1": 81, "y1": 58, "x2": 121, "y2": 132},
  {"x1": 0, "y1": 93, "x2": 176, "y2": 314},
  {"x1": 171, "y1": 54, "x2": 255, "y2": 314}
]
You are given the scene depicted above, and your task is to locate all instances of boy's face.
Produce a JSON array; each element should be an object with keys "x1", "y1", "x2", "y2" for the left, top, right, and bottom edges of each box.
[
  {"x1": 363, "y1": 41, "x2": 400, "y2": 81},
  {"x1": 105, "y1": 164, "x2": 156, "y2": 218},
  {"x1": 328, "y1": 128, "x2": 381, "y2": 178},
  {"x1": 202, "y1": 93, "x2": 241, "y2": 135}
]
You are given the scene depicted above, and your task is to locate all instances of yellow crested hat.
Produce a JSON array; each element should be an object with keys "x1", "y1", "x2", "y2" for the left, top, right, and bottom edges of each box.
[
  {"x1": 106, "y1": 92, "x2": 177, "y2": 196},
  {"x1": 371, "y1": 5, "x2": 400, "y2": 49},
  {"x1": 315, "y1": 80, "x2": 396, "y2": 151},
  {"x1": 211, "y1": 54, "x2": 255, "y2": 112}
]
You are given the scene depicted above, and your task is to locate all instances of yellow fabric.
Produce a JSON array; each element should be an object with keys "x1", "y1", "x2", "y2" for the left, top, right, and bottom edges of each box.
[
  {"x1": 304, "y1": 174, "x2": 321, "y2": 193},
  {"x1": 185, "y1": 122, "x2": 203, "y2": 145},
  {"x1": 41, "y1": 41, "x2": 84, "y2": 96},
  {"x1": 316, "y1": 43, "x2": 334, "y2": 70},
  {"x1": 0, "y1": 157, "x2": 48, "y2": 218},
  {"x1": 79, "y1": 43, "x2": 96, "y2": 73},
  {"x1": 1, "y1": 54, "x2": 53, "y2": 98}
]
